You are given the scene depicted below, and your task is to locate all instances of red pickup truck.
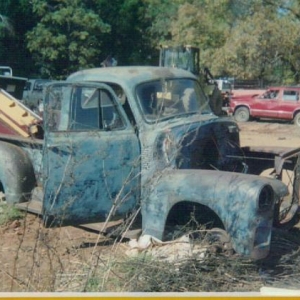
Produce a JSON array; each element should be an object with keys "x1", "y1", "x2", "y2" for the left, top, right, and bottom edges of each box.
[{"x1": 229, "y1": 86, "x2": 300, "y2": 126}]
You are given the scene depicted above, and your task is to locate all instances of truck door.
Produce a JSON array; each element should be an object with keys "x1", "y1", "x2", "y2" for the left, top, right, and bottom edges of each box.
[
  {"x1": 277, "y1": 89, "x2": 299, "y2": 119},
  {"x1": 251, "y1": 89, "x2": 280, "y2": 118},
  {"x1": 42, "y1": 82, "x2": 141, "y2": 226}
]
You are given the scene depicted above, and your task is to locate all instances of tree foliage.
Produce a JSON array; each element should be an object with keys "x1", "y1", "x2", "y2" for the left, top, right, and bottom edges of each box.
[
  {"x1": 0, "y1": 0, "x2": 36, "y2": 76},
  {"x1": 92, "y1": 0, "x2": 154, "y2": 66},
  {"x1": 145, "y1": 0, "x2": 300, "y2": 83},
  {"x1": 0, "y1": 14, "x2": 14, "y2": 37},
  {"x1": 210, "y1": 1, "x2": 300, "y2": 83},
  {"x1": 144, "y1": 0, "x2": 184, "y2": 46},
  {"x1": 26, "y1": 0, "x2": 111, "y2": 78},
  {"x1": 1, "y1": 0, "x2": 300, "y2": 83}
]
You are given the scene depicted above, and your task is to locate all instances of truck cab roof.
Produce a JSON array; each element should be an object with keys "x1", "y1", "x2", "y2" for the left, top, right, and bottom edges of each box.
[{"x1": 67, "y1": 66, "x2": 197, "y2": 87}]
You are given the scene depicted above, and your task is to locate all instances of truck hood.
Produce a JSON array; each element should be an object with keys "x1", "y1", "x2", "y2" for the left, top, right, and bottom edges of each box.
[
  {"x1": 154, "y1": 116, "x2": 243, "y2": 173},
  {"x1": 231, "y1": 94, "x2": 259, "y2": 101}
]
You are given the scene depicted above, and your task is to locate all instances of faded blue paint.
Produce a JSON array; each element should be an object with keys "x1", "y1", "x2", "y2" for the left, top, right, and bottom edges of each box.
[
  {"x1": 0, "y1": 66, "x2": 297, "y2": 260},
  {"x1": 0, "y1": 141, "x2": 36, "y2": 204},
  {"x1": 0, "y1": 136, "x2": 43, "y2": 185},
  {"x1": 63, "y1": 67, "x2": 291, "y2": 258},
  {"x1": 67, "y1": 67, "x2": 195, "y2": 90},
  {"x1": 43, "y1": 131, "x2": 140, "y2": 224},
  {"x1": 42, "y1": 82, "x2": 140, "y2": 225},
  {"x1": 141, "y1": 169, "x2": 287, "y2": 260}
]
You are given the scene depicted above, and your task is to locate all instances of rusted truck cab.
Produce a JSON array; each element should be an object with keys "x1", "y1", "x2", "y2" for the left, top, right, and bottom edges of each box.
[{"x1": 0, "y1": 67, "x2": 298, "y2": 261}]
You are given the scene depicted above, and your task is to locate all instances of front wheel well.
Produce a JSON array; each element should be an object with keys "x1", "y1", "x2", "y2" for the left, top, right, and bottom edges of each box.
[
  {"x1": 163, "y1": 201, "x2": 225, "y2": 240},
  {"x1": 0, "y1": 181, "x2": 4, "y2": 202},
  {"x1": 233, "y1": 105, "x2": 251, "y2": 122},
  {"x1": 234, "y1": 105, "x2": 249, "y2": 113},
  {"x1": 0, "y1": 181, "x2": 4, "y2": 193},
  {"x1": 293, "y1": 110, "x2": 300, "y2": 117}
]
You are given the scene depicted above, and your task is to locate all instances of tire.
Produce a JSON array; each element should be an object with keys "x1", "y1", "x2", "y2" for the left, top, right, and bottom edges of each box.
[
  {"x1": 234, "y1": 107, "x2": 250, "y2": 122},
  {"x1": 272, "y1": 158, "x2": 300, "y2": 230},
  {"x1": 208, "y1": 86, "x2": 223, "y2": 116},
  {"x1": 293, "y1": 112, "x2": 300, "y2": 127},
  {"x1": 260, "y1": 159, "x2": 300, "y2": 230}
]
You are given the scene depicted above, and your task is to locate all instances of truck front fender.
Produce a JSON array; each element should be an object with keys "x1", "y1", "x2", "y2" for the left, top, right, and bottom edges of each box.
[
  {"x1": 141, "y1": 169, "x2": 288, "y2": 260},
  {"x1": 0, "y1": 141, "x2": 36, "y2": 204}
]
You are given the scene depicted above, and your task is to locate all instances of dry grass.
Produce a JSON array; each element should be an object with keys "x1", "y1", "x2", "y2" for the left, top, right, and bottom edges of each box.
[
  {"x1": 1, "y1": 212, "x2": 300, "y2": 293},
  {"x1": 100, "y1": 227, "x2": 300, "y2": 293}
]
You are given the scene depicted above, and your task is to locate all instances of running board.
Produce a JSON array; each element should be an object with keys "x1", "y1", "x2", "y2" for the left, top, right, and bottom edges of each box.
[
  {"x1": 15, "y1": 201, "x2": 124, "y2": 232},
  {"x1": 15, "y1": 200, "x2": 43, "y2": 215},
  {"x1": 78, "y1": 219, "x2": 124, "y2": 234},
  {"x1": 79, "y1": 221, "x2": 142, "y2": 239},
  {"x1": 15, "y1": 201, "x2": 142, "y2": 239}
]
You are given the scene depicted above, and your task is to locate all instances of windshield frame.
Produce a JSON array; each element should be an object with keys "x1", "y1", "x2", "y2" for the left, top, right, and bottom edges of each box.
[{"x1": 135, "y1": 78, "x2": 211, "y2": 124}]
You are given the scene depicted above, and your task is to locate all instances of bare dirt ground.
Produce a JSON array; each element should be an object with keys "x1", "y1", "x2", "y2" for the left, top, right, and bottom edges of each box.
[
  {"x1": 238, "y1": 119, "x2": 300, "y2": 148},
  {"x1": 1, "y1": 119, "x2": 300, "y2": 293}
]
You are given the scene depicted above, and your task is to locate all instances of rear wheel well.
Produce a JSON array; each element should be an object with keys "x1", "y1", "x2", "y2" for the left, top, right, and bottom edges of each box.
[
  {"x1": 0, "y1": 142, "x2": 36, "y2": 204},
  {"x1": 163, "y1": 201, "x2": 225, "y2": 240},
  {"x1": 234, "y1": 105, "x2": 249, "y2": 113}
]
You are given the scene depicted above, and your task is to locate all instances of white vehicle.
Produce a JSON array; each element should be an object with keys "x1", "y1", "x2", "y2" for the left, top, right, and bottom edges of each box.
[
  {"x1": 215, "y1": 79, "x2": 232, "y2": 93},
  {"x1": 0, "y1": 66, "x2": 13, "y2": 76},
  {"x1": 214, "y1": 79, "x2": 233, "y2": 107}
]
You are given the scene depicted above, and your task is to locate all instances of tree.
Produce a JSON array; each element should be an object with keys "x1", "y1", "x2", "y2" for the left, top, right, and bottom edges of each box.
[
  {"x1": 210, "y1": 1, "x2": 300, "y2": 83},
  {"x1": 144, "y1": 0, "x2": 234, "y2": 67},
  {"x1": 144, "y1": 0, "x2": 300, "y2": 83},
  {"x1": 91, "y1": 0, "x2": 154, "y2": 66},
  {"x1": 171, "y1": 0, "x2": 232, "y2": 47},
  {"x1": 0, "y1": 0, "x2": 36, "y2": 76},
  {"x1": 27, "y1": 0, "x2": 111, "y2": 78},
  {"x1": 0, "y1": 14, "x2": 14, "y2": 37},
  {"x1": 0, "y1": 13, "x2": 13, "y2": 68},
  {"x1": 144, "y1": 0, "x2": 183, "y2": 46},
  {"x1": 2, "y1": 0, "x2": 300, "y2": 82}
]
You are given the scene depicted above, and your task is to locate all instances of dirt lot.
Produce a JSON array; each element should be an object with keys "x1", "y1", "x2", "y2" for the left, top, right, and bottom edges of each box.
[
  {"x1": 238, "y1": 119, "x2": 300, "y2": 148},
  {"x1": 0, "y1": 119, "x2": 300, "y2": 293}
]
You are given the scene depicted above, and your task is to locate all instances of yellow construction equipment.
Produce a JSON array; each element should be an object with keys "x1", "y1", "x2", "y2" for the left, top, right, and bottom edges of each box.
[{"x1": 0, "y1": 88, "x2": 42, "y2": 137}]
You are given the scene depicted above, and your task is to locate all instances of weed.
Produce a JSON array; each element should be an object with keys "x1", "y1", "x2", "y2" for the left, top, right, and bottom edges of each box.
[{"x1": 0, "y1": 203, "x2": 24, "y2": 226}]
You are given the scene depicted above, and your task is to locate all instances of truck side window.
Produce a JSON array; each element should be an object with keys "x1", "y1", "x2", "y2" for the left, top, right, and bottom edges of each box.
[
  {"x1": 110, "y1": 83, "x2": 136, "y2": 127},
  {"x1": 69, "y1": 87, "x2": 124, "y2": 131},
  {"x1": 47, "y1": 89, "x2": 63, "y2": 131},
  {"x1": 283, "y1": 90, "x2": 298, "y2": 101}
]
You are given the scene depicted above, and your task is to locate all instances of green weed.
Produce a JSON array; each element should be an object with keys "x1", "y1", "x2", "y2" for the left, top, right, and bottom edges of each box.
[{"x1": 0, "y1": 203, "x2": 24, "y2": 226}]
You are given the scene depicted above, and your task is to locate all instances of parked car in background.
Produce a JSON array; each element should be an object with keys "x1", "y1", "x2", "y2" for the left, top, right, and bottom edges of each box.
[
  {"x1": 22, "y1": 79, "x2": 52, "y2": 112},
  {"x1": 0, "y1": 66, "x2": 13, "y2": 76},
  {"x1": 229, "y1": 86, "x2": 300, "y2": 126}
]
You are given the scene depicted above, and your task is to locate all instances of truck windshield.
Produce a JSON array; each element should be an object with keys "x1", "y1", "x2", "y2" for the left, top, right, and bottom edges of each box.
[{"x1": 136, "y1": 78, "x2": 210, "y2": 123}]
